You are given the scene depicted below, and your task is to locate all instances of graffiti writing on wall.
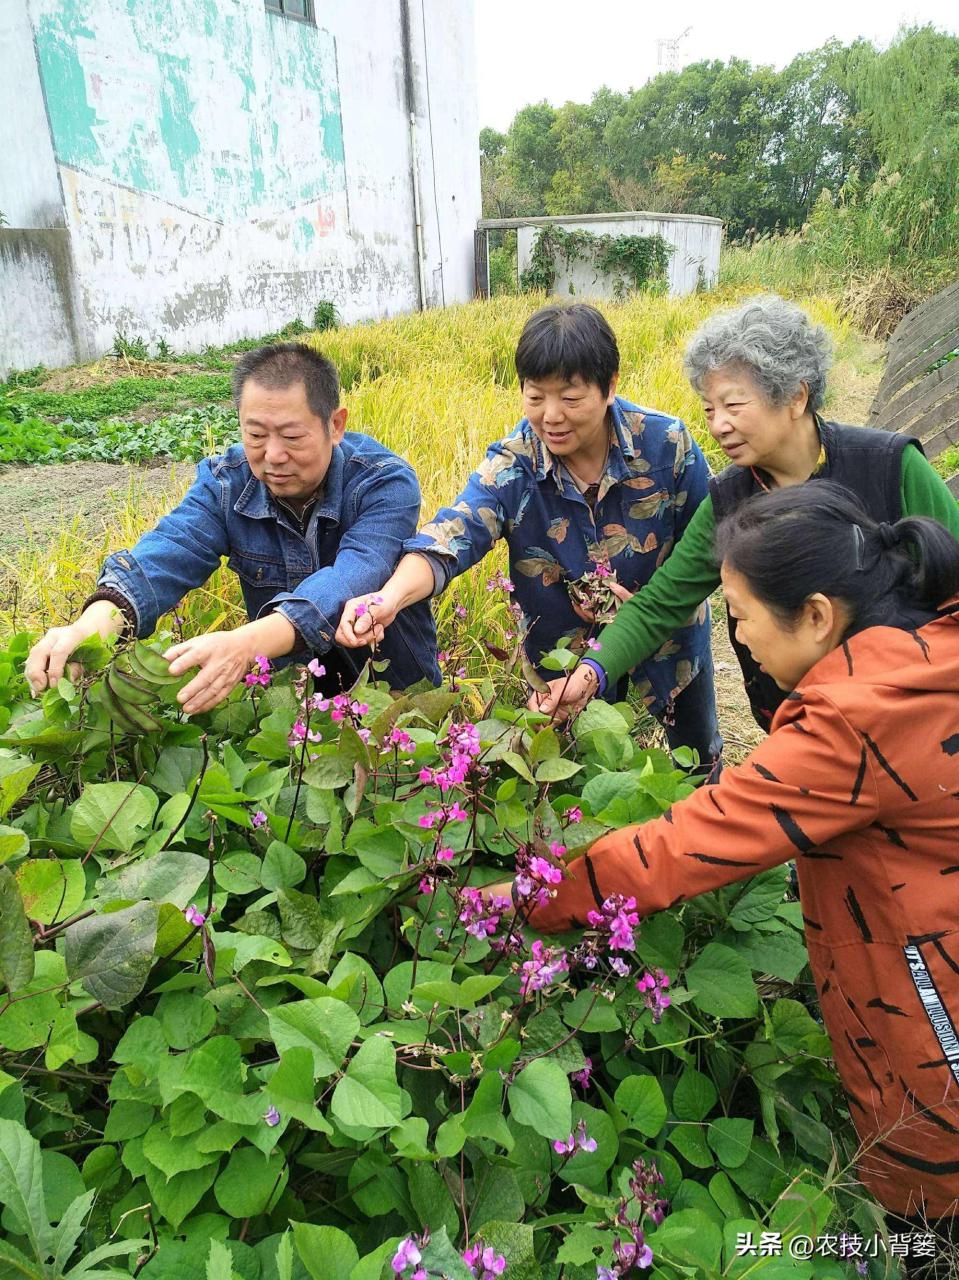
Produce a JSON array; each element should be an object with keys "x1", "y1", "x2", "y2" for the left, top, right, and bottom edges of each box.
[{"x1": 33, "y1": 0, "x2": 346, "y2": 223}]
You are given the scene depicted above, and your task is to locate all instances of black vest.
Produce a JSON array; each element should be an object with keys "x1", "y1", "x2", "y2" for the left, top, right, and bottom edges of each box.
[{"x1": 709, "y1": 420, "x2": 918, "y2": 731}]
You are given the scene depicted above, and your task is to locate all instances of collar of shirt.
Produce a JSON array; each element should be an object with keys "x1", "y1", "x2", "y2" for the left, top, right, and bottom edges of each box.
[
  {"x1": 233, "y1": 446, "x2": 344, "y2": 527},
  {"x1": 528, "y1": 396, "x2": 639, "y2": 494}
]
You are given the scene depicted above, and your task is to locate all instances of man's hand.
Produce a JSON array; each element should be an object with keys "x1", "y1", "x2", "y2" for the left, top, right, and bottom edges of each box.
[
  {"x1": 527, "y1": 663, "x2": 600, "y2": 723},
  {"x1": 336, "y1": 593, "x2": 398, "y2": 649},
  {"x1": 25, "y1": 601, "x2": 125, "y2": 695},
  {"x1": 164, "y1": 631, "x2": 257, "y2": 715}
]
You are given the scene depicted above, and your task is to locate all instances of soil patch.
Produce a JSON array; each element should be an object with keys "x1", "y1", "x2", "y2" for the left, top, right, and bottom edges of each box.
[
  {"x1": 0, "y1": 461, "x2": 194, "y2": 558},
  {"x1": 33, "y1": 358, "x2": 204, "y2": 395}
]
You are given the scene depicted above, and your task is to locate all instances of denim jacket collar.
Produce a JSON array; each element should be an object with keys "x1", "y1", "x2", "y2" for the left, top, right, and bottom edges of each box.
[
  {"x1": 232, "y1": 446, "x2": 345, "y2": 525},
  {"x1": 530, "y1": 396, "x2": 639, "y2": 494}
]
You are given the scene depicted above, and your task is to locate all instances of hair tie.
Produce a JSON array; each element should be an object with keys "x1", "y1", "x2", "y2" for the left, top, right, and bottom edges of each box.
[
  {"x1": 852, "y1": 524, "x2": 866, "y2": 570},
  {"x1": 877, "y1": 521, "x2": 901, "y2": 551}
]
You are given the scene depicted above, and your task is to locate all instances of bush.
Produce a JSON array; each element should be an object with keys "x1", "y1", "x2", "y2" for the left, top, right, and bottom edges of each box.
[{"x1": 0, "y1": 619, "x2": 887, "y2": 1277}]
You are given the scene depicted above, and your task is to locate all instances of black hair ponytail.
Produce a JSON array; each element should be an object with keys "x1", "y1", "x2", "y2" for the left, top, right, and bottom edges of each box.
[{"x1": 715, "y1": 481, "x2": 959, "y2": 630}]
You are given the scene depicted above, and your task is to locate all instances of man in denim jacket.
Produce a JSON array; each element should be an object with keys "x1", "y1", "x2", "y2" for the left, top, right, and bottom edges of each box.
[{"x1": 26, "y1": 344, "x2": 440, "y2": 710}]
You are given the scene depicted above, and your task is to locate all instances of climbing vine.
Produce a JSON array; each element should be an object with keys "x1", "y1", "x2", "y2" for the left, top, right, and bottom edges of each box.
[{"x1": 520, "y1": 225, "x2": 673, "y2": 298}]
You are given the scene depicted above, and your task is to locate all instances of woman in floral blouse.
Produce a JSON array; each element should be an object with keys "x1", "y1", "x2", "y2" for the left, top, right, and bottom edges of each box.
[{"x1": 337, "y1": 303, "x2": 721, "y2": 769}]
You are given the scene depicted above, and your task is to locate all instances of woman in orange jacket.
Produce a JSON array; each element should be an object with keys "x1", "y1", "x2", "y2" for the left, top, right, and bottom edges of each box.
[{"x1": 507, "y1": 482, "x2": 959, "y2": 1245}]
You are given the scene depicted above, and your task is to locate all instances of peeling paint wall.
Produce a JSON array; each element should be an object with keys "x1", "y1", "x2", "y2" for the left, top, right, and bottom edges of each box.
[{"x1": 0, "y1": 0, "x2": 480, "y2": 374}]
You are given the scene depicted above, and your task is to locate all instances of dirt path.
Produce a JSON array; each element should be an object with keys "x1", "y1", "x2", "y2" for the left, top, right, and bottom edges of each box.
[{"x1": 0, "y1": 461, "x2": 194, "y2": 558}]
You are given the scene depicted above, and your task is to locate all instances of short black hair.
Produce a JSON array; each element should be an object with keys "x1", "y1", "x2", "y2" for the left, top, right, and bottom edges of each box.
[
  {"x1": 515, "y1": 304, "x2": 619, "y2": 397},
  {"x1": 232, "y1": 343, "x2": 340, "y2": 425}
]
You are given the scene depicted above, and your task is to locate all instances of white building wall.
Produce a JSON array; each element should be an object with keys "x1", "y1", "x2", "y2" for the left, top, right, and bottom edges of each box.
[
  {"x1": 0, "y1": 0, "x2": 481, "y2": 375},
  {"x1": 516, "y1": 212, "x2": 722, "y2": 299}
]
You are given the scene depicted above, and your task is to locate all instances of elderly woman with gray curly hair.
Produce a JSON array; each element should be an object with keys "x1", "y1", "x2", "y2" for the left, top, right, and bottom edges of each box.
[{"x1": 535, "y1": 293, "x2": 959, "y2": 736}]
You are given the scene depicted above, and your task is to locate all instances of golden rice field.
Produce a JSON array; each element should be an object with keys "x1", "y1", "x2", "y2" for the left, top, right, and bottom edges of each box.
[{"x1": 2, "y1": 291, "x2": 882, "y2": 671}]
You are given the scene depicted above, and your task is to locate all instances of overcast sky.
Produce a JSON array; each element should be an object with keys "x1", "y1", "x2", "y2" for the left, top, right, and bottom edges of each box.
[{"x1": 474, "y1": 0, "x2": 959, "y2": 132}]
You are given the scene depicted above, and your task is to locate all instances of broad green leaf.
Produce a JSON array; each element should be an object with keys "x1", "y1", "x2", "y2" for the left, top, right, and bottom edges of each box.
[
  {"x1": 156, "y1": 992, "x2": 216, "y2": 1050},
  {"x1": 50, "y1": 1188, "x2": 95, "y2": 1274},
  {"x1": 0, "y1": 758, "x2": 41, "y2": 821},
  {"x1": 97, "y1": 849, "x2": 207, "y2": 910},
  {"x1": 0, "y1": 824, "x2": 29, "y2": 864},
  {"x1": 411, "y1": 974, "x2": 503, "y2": 1010},
  {"x1": 145, "y1": 1161, "x2": 218, "y2": 1229},
  {"x1": 267, "y1": 998, "x2": 360, "y2": 1079},
  {"x1": 668, "y1": 1123, "x2": 713, "y2": 1168},
  {"x1": 156, "y1": 1036, "x2": 265, "y2": 1126},
  {"x1": 462, "y1": 1072, "x2": 513, "y2": 1151},
  {"x1": 70, "y1": 782, "x2": 159, "y2": 854},
  {"x1": 0, "y1": 1119, "x2": 49, "y2": 1261},
  {"x1": 112, "y1": 1015, "x2": 168, "y2": 1067},
  {"x1": 685, "y1": 942, "x2": 758, "y2": 1018},
  {"x1": 533, "y1": 757, "x2": 583, "y2": 783},
  {"x1": 103, "y1": 1100, "x2": 156, "y2": 1142},
  {"x1": 206, "y1": 1239, "x2": 236, "y2": 1280},
  {"x1": 508, "y1": 1059, "x2": 571, "y2": 1139},
  {"x1": 471, "y1": 1165, "x2": 524, "y2": 1229},
  {"x1": 266, "y1": 1048, "x2": 333, "y2": 1134},
  {"x1": 408, "y1": 1163, "x2": 460, "y2": 1240},
  {"x1": 615, "y1": 1074, "x2": 667, "y2": 1137},
  {"x1": 730, "y1": 928, "x2": 809, "y2": 982},
  {"x1": 649, "y1": 1207, "x2": 723, "y2": 1272},
  {"x1": 707, "y1": 1117, "x2": 754, "y2": 1168},
  {"x1": 328, "y1": 953, "x2": 384, "y2": 1024},
  {"x1": 418, "y1": 1227, "x2": 473, "y2": 1280},
  {"x1": 64, "y1": 901, "x2": 159, "y2": 1008},
  {"x1": 292, "y1": 1223, "x2": 359, "y2": 1280},
  {"x1": 0, "y1": 867, "x2": 34, "y2": 993},
  {"x1": 672, "y1": 1067, "x2": 718, "y2": 1122},
  {"x1": 500, "y1": 750, "x2": 534, "y2": 783},
  {"x1": 143, "y1": 1121, "x2": 219, "y2": 1178},
  {"x1": 214, "y1": 1147, "x2": 287, "y2": 1217},
  {"x1": 16, "y1": 858, "x2": 86, "y2": 924},
  {"x1": 330, "y1": 1036, "x2": 407, "y2": 1130},
  {"x1": 261, "y1": 841, "x2": 306, "y2": 890}
]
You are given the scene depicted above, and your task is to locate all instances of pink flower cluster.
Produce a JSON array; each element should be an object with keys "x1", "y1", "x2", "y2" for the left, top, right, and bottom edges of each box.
[
  {"x1": 458, "y1": 886, "x2": 511, "y2": 940},
  {"x1": 384, "y1": 725, "x2": 416, "y2": 755},
  {"x1": 566, "y1": 806, "x2": 583, "y2": 824},
  {"x1": 587, "y1": 894, "x2": 640, "y2": 952},
  {"x1": 251, "y1": 810, "x2": 268, "y2": 829},
  {"x1": 596, "y1": 1160, "x2": 667, "y2": 1277},
  {"x1": 486, "y1": 570, "x2": 514, "y2": 594},
  {"x1": 593, "y1": 561, "x2": 613, "y2": 579},
  {"x1": 244, "y1": 655, "x2": 271, "y2": 688},
  {"x1": 418, "y1": 801, "x2": 468, "y2": 829},
  {"x1": 629, "y1": 1157, "x2": 669, "y2": 1227},
  {"x1": 571, "y1": 1056, "x2": 592, "y2": 1089},
  {"x1": 183, "y1": 904, "x2": 206, "y2": 927},
  {"x1": 553, "y1": 1119, "x2": 598, "y2": 1156},
  {"x1": 391, "y1": 1234, "x2": 426, "y2": 1279},
  {"x1": 519, "y1": 939, "x2": 569, "y2": 997},
  {"x1": 354, "y1": 593, "x2": 384, "y2": 619},
  {"x1": 288, "y1": 718, "x2": 323, "y2": 748},
  {"x1": 635, "y1": 969, "x2": 671, "y2": 1023},
  {"x1": 306, "y1": 658, "x2": 326, "y2": 679},
  {"x1": 419, "y1": 720, "x2": 482, "y2": 792},
  {"x1": 463, "y1": 1240, "x2": 506, "y2": 1278},
  {"x1": 514, "y1": 843, "x2": 565, "y2": 908}
]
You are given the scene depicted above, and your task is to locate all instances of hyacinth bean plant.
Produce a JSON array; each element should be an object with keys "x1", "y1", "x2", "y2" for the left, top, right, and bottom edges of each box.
[{"x1": 0, "y1": 574, "x2": 892, "y2": 1279}]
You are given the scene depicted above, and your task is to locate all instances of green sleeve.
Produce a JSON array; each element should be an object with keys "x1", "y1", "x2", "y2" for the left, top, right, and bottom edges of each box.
[
  {"x1": 596, "y1": 496, "x2": 721, "y2": 686},
  {"x1": 900, "y1": 445, "x2": 959, "y2": 539}
]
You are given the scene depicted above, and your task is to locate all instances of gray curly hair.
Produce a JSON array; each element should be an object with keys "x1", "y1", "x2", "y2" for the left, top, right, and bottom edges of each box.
[{"x1": 683, "y1": 295, "x2": 833, "y2": 414}]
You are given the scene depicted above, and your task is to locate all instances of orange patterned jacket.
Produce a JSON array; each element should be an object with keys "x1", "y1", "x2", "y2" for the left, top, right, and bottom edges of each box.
[{"x1": 528, "y1": 606, "x2": 959, "y2": 1217}]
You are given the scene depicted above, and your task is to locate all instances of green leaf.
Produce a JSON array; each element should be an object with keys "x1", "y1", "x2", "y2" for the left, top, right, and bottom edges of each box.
[
  {"x1": 615, "y1": 1074, "x2": 667, "y2": 1137},
  {"x1": 156, "y1": 1036, "x2": 265, "y2": 1126},
  {"x1": 533, "y1": 757, "x2": 583, "y2": 782},
  {"x1": 156, "y1": 992, "x2": 216, "y2": 1050},
  {"x1": 50, "y1": 1188, "x2": 96, "y2": 1274},
  {"x1": 64, "y1": 901, "x2": 159, "y2": 1008},
  {"x1": 261, "y1": 841, "x2": 306, "y2": 890},
  {"x1": 500, "y1": 750, "x2": 534, "y2": 783},
  {"x1": 292, "y1": 1223, "x2": 360, "y2": 1280},
  {"x1": 0, "y1": 825, "x2": 29, "y2": 864},
  {"x1": 267, "y1": 998, "x2": 360, "y2": 1079},
  {"x1": 668, "y1": 1123, "x2": 713, "y2": 1168},
  {"x1": 0, "y1": 1119, "x2": 49, "y2": 1261},
  {"x1": 508, "y1": 1058, "x2": 571, "y2": 1139},
  {"x1": 214, "y1": 1147, "x2": 287, "y2": 1217},
  {"x1": 707, "y1": 1118, "x2": 754, "y2": 1168},
  {"x1": 97, "y1": 849, "x2": 208, "y2": 910},
  {"x1": 729, "y1": 928, "x2": 810, "y2": 982},
  {"x1": 556, "y1": 1223, "x2": 610, "y2": 1266},
  {"x1": 266, "y1": 1048, "x2": 332, "y2": 1134},
  {"x1": 685, "y1": 942, "x2": 758, "y2": 1018},
  {"x1": 0, "y1": 868, "x2": 34, "y2": 994},
  {"x1": 408, "y1": 1163, "x2": 459, "y2": 1240},
  {"x1": 411, "y1": 974, "x2": 503, "y2": 1010},
  {"x1": 462, "y1": 1072, "x2": 513, "y2": 1151},
  {"x1": 649, "y1": 1207, "x2": 723, "y2": 1271},
  {"x1": 143, "y1": 1121, "x2": 220, "y2": 1178},
  {"x1": 330, "y1": 1036, "x2": 407, "y2": 1130},
  {"x1": 16, "y1": 858, "x2": 86, "y2": 924},
  {"x1": 0, "y1": 758, "x2": 41, "y2": 820},
  {"x1": 672, "y1": 1067, "x2": 718, "y2": 1122},
  {"x1": 70, "y1": 782, "x2": 159, "y2": 854},
  {"x1": 206, "y1": 1239, "x2": 237, "y2": 1280},
  {"x1": 145, "y1": 1161, "x2": 218, "y2": 1229},
  {"x1": 418, "y1": 1226, "x2": 473, "y2": 1280}
]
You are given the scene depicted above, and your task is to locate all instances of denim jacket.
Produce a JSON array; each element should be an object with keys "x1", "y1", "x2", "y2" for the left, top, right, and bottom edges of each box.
[
  {"x1": 98, "y1": 435, "x2": 440, "y2": 690},
  {"x1": 404, "y1": 397, "x2": 711, "y2": 714}
]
